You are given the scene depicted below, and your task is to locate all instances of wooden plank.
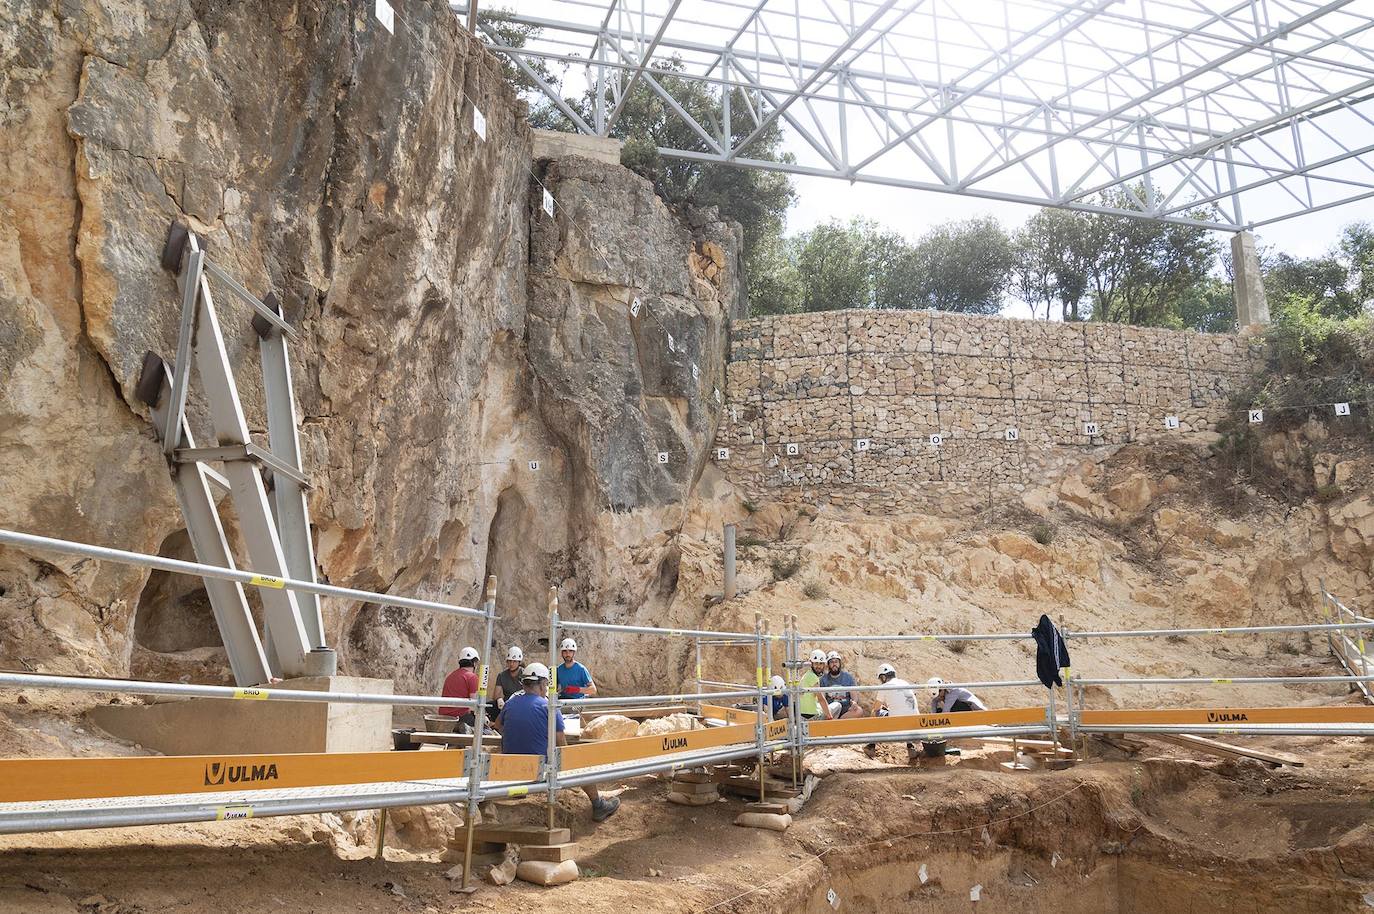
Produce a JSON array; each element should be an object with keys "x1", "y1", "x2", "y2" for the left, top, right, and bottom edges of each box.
[
  {"x1": 581, "y1": 705, "x2": 689, "y2": 722},
  {"x1": 807, "y1": 706, "x2": 1047, "y2": 738},
  {"x1": 666, "y1": 771, "x2": 715, "y2": 784},
  {"x1": 668, "y1": 779, "x2": 719, "y2": 796},
  {"x1": 411, "y1": 732, "x2": 503, "y2": 750},
  {"x1": 560, "y1": 722, "x2": 756, "y2": 770},
  {"x1": 1079, "y1": 706, "x2": 1374, "y2": 727},
  {"x1": 518, "y1": 842, "x2": 580, "y2": 863},
  {"x1": 718, "y1": 777, "x2": 800, "y2": 800},
  {"x1": 746, "y1": 801, "x2": 791, "y2": 814},
  {"x1": 473, "y1": 825, "x2": 572, "y2": 846},
  {"x1": 0, "y1": 749, "x2": 468, "y2": 804},
  {"x1": 1145, "y1": 733, "x2": 1305, "y2": 767},
  {"x1": 700, "y1": 704, "x2": 762, "y2": 725}
]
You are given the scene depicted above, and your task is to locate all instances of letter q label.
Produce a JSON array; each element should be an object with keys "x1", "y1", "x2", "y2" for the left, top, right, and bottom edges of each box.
[{"x1": 785, "y1": 442, "x2": 800, "y2": 456}]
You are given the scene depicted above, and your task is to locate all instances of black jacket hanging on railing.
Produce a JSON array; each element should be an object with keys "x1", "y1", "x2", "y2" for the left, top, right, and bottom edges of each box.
[{"x1": 1031, "y1": 614, "x2": 1070, "y2": 688}]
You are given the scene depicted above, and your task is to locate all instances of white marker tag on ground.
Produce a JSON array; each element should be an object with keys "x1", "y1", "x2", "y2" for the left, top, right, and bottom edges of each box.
[
  {"x1": 1051, "y1": 851, "x2": 1060, "y2": 868},
  {"x1": 716, "y1": 447, "x2": 729, "y2": 461},
  {"x1": 1005, "y1": 427, "x2": 1020, "y2": 441},
  {"x1": 1164, "y1": 415, "x2": 1180, "y2": 429},
  {"x1": 542, "y1": 188, "x2": 554, "y2": 217},
  {"x1": 528, "y1": 460, "x2": 540, "y2": 472},
  {"x1": 473, "y1": 106, "x2": 486, "y2": 140},
  {"x1": 667, "y1": 333, "x2": 676, "y2": 352},
  {"x1": 374, "y1": 0, "x2": 394, "y2": 33},
  {"x1": 1248, "y1": 409, "x2": 1264, "y2": 424},
  {"x1": 970, "y1": 884, "x2": 982, "y2": 902},
  {"x1": 827, "y1": 888, "x2": 840, "y2": 909},
  {"x1": 918, "y1": 863, "x2": 928, "y2": 884},
  {"x1": 854, "y1": 438, "x2": 870, "y2": 452},
  {"x1": 691, "y1": 364, "x2": 700, "y2": 381},
  {"x1": 1335, "y1": 402, "x2": 1351, "y2": 416},
  {"x1": 714, "y1": 387, "x2": 722, "y2": 404},
  {"x1": 929, "y1": 434, "x2": 943, "y2": 446},
  {"x1": 630, "y1": 296, "x2": 642, "y2": 317},
  {"x1": 657, "y1": 451, "x2": 669, "y2": 464},
  {"x1": 1084, "y1": 422, "x2": 1099, "y2": 436},
  {"x1": 785, "y1": 443, "x2": 799, "y2": 456}
]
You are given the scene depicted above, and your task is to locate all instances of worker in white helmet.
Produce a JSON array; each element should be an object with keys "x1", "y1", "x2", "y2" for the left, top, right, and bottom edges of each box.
[
  {"x1": 820, "y1": 649, "x2": 865, "y2": 720},
  {"x1": 440, "y1": 646, "x2": 482, "y2": 731},
  {"x1": 864, "y1": 663, "x2": 920, "y2": 762},
  {"x1": 555, "y1": 637, "x2": 597, "y2": 701},
  {"x1": 768, "y1": 674, "x2": 789, "y2": 721},
  {"x1": 799, "y1": 649, "x2": 832, "y2": 720},
  {"x1": 488, "y1": 645, "x2": 525, "y2": 723},
  {"x1": 496, "y1": 662, "x2": 619, "y2": 822},
  {"x1": 927, "y1": 677, "x2": 987, "y2": 713}
]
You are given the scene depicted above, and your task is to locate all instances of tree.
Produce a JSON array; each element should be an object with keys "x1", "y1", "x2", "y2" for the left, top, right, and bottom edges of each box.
[
  {"x1": 1177, "y1": 278, "x2": 1236, "y2": 333},
  {"x1": 746, "y1": 229, "x2": 803, "y2": 315},
  {"x1": 790, "y1": 220, "x2": 875, "y2": 312},
  {"x1": 1012, "y1": 208, "x2": 1091, "y2": 321},
  {"x1": 904, "y1": 217, "x2": 1015, "y2": 314}
]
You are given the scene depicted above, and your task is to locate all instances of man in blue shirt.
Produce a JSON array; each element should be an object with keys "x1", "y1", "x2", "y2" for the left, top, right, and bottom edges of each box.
[
  {"x1": 496, "y1": 662, "x2": 619, "y2": 821},
  {"x1": 819, "y1": 650, "x2": 866, "y2": 719},
  {"x1": 555, "y1": 638, "x2": 598, "y2": 701}
]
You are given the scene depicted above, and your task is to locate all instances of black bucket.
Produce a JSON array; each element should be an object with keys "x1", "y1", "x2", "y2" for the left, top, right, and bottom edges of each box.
[
  {"x1": 391, "y1": 728, "x2": 419, "y2": 751},
  {"x1": 921, "y1": 739, "x2": 948, "y2": 758}
]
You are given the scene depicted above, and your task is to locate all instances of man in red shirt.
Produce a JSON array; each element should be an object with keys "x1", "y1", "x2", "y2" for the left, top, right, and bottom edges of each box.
[{"x1": 440, "y1": 646, "x2": 481, "y2": 730}]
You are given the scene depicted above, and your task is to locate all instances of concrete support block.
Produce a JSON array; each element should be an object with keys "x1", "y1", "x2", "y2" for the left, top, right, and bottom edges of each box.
[
  {"x1": 532, "y1": 129, "x2": 623, "y2": 166},
  {"x1": 89, "y1": 676, "x2": 394, "y2": 755},
  {"x1": 1231, "y1": 231, "x2": 1270, "y2": 330}
]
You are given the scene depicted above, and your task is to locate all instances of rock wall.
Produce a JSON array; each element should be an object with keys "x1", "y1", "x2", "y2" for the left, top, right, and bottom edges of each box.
[
  {"x1": 717, "y1": 310, "x2": 1263, "y2": 513},
  {"x1": 0, "y1": 0, "x2": 736, "y2": 695}
]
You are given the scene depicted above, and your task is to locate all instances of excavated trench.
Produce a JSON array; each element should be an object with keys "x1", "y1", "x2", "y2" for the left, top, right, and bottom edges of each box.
[{"x1": 735, "y1": 759, "x2": 1374, "y2": 914}]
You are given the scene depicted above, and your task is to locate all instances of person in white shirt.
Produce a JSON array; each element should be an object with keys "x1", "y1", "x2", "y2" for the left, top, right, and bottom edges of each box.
[
  {"x1": 864, "y1": 663, "x2": 921, "y2": 763},
  {"x1": 927, "y1": 676, "x2": 988, "y2": 713}
]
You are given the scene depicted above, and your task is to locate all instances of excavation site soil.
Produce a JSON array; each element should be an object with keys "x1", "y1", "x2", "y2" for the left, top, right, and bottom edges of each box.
[{"x1": 5, "y1": 436, "x2": 1374, "y2": 913}]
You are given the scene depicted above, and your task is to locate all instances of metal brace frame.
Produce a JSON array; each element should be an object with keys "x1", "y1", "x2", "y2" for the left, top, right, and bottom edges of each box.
[{"x1": 137, "y1": 222, "x2": 321, "y2": 682}]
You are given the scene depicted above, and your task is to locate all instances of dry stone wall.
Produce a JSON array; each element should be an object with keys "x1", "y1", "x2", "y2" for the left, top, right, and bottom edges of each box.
[{"x1": 717, "y1": 310, "x2": 1262, "y2": 512}]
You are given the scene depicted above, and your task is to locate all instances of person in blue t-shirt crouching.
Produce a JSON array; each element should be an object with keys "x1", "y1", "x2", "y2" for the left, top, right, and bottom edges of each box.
[{"x1": 495, "y1": 662, "x2": 619, "y2": 822}]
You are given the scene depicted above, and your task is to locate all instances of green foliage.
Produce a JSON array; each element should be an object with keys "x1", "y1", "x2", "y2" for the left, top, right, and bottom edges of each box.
[
  {"x1": 911, "y1": 216, "x2": 1016, "y2": 314},
  {"x1": 754, "y1": 216, "x2": 1013, "y2": 315},
  {"x1": 792, "y1": 219, "x2": 875, "y2": 312},
  {"x1": 1263, "y1": 221, "x2": 1374, "y2": 323},
  {"x1": 1176, "y1": 277, "x2": 1236, "y2": 334},
  {"x1": 1011, "y1": 208, "x2": 1092, "y2": 321},
  {"x1": 1030, "y1": 522, "x2": 1056, "y2": 546},
  {"x1": 802, "y1": 580, "x2": 827, "y2": 600}
]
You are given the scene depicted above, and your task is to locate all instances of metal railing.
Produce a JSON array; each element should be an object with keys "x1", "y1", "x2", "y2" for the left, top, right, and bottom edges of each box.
[{"x1": 3, "y1": 529, "x2": 1371, "y2": 867}]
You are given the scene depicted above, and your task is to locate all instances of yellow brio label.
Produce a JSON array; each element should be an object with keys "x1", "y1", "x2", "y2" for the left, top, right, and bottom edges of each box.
[
  {"x1": 1212, "y1": 678, "x2": 1232, "y2": 684},
  {"x1": 233, "y1": 688, "x2": 269, "y2": 700},
  {"x1": 508, "y1": 786, "x2": 529, "y2": 798},
  {"x1": 249, "y1": 574, "x2": 285, "y2": 589},
  {"x1": 216, "y1": 805, "x2": 254, "y2": 820}
]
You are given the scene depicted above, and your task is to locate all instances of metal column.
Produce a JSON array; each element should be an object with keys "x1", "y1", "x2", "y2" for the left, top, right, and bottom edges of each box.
[{"x1": 460, "y1": 575, "x2": 498, "y2": 890}]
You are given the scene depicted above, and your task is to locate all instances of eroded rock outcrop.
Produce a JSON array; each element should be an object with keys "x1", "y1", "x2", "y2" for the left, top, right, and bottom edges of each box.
[{"x1": 0, "y1": 0, "x2": 736, "y2": 698}]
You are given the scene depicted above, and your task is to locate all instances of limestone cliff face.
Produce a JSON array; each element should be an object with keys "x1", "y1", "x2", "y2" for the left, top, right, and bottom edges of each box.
[{"x1": 0, "y1": 0, "x2": 735, "y2": 695}]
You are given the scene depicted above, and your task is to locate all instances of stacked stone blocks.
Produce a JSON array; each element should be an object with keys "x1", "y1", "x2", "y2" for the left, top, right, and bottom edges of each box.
[{"x1": 719, "y1": 309, "x2": 1261, "y2": 510}]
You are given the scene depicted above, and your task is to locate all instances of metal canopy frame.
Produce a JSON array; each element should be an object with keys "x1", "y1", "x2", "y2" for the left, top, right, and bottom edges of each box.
[{"x1": 457, "y1": 0, "x2": 1374, "y2": 230}]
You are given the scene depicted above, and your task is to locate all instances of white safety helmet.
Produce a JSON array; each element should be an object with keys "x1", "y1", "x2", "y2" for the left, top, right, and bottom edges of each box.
[
  {"x1": 769, "y1": 674, "x2": 786, "y2": 693},
  {"x1": 459, "y1": 646, "x2": 480, "y2": 662},
  {"x1": 522, "y1": 662, "x2": 551, "y2": 682},
  {"x1": 825, "y1": 650, "x2": 842, "y2": 662},
  {"x1": 877, "y1": 663, "x2": 897, "y2": 678},
  {"x1": 560, "y1": 637, "x2": 578, "y2": 652},
  {"x1": 927, "y1": 676, "x2": 945, "y2": 697},
  {"x1": 506, "y1": 646, "x2": 524, "y2": 663},
  {"x1": 809, "y1": 649, "x2": 827, "y2": 664}
]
